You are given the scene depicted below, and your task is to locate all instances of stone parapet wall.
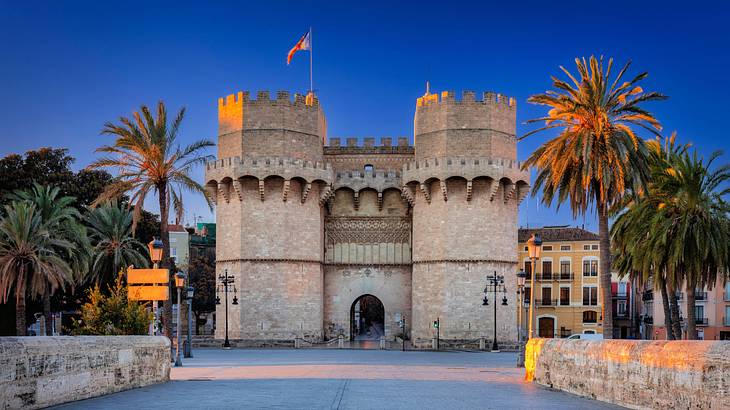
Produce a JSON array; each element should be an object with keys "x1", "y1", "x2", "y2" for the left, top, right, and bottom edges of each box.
[
  {"x1": 526, "y1": 338, "x2": 730, "y2": 409},
  {"x1": 0, "y1": 336, "x2": 170, "y2": 409}
]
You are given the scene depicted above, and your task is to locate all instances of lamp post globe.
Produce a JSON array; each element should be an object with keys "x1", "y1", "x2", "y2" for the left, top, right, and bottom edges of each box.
[
  {"x1": 526, "y1": 234, "x2": 542, "y2": 340},
  {"x1": 174, "y1": 271, "x2": 186, "y2": 367}
]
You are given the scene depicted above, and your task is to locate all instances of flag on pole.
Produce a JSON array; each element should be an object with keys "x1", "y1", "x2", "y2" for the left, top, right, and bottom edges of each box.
[{"x1": 287, "y1": 30, "x2": 311, "y2": 65}]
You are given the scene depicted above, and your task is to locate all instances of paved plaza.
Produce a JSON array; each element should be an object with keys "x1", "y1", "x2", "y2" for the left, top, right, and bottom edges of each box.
[{"x1": 54, "y1": 348, "x2": 621, "y2": 409}]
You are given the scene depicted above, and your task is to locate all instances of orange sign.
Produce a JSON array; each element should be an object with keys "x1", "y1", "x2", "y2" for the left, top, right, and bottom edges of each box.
[
  {"x1": 128, "y1": 286, "x2": 169, "y2": 301},
  {"x1": 128, "y1": 269, "x2": 169, "y2": 285}
]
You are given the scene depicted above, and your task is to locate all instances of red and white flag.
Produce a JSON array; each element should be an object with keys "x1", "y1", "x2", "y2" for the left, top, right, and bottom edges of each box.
[{"x1": 287, "y1": 30, "x2": 311, "y2": 65}]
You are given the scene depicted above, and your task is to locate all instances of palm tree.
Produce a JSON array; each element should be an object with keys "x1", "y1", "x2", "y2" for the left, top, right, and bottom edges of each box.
[
  {"x1": 86, "y1": 202, "x2": 149, "y2": 284},
  {"x1": 612, "y1": 136, "x2": 730, "y2": 339},
  {"x1": 9, "y1": 183, "x2": 88, "y2": 335},
  {"x1": 87, "y1": 101, "x2": 214, "y2": 339},
  {"x1": 0, "y1": 202, "x2": 75, "y2": 335},
  {"x1": 522, "y1": 56, "x2": 667, "y2": 338}
]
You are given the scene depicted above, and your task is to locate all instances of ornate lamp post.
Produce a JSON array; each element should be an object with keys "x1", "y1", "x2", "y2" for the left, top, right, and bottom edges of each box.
[
  {"x1": 174, "y1": 271, "x2": 186, "y2": 367},
  {"x1": 526, "y1": 234, "x2": 542, "y2": 339},
  {"x1": 146, "y1": 238, "x2": 164, "y2": 336},
  {"x1": 516, "y1": 269, "x2": 526, "y2": 367},
  {"x1": 482, "y1": 271, "x2": 508, "y2": 352},
  {"x1": 184, "y1": 286, "x2": 194, "y2": 358},
  {"x1": 216, "y1": 270, "x2": 238, "y2": 349}
]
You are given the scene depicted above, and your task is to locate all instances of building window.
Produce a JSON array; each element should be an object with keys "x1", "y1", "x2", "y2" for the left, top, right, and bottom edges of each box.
[
  {"x1": 524, "y1": 260, "x2": 532, "y2": 278},
  {"x1": 583, "y1": 245, "x2": 591, "y2": 250},
  {"x1": 560, "y1": 260, "x2": 570, "y2": 277},
  {"x1": 583, "y1": 311, "x2": 598, "y2": 323},
  {"x1": 170, "y1": 237, "x2": 177, "y2": 243},
  {"x1": 583, "y1": 330, "x2": 596, "y2": 334},
  {"x1": 583, "y1": 259, "x2": 598, "y2": 276},
  {"x1": 560, "y1": 287, "x2": 570, "y2": 306},
  {"x1": 560, "y1": 245, "x2": 571, "y2": 251},
  {"x1": 617, "y1": 300, "x2": 627, "y2": 316},
  {"x1": 694, "y1": 305, "x2": 704, "y2": 321},
  {"x1": 542, "y1": 287, "x2": 552, "y2": 306},
  {"x1": 364, "y1": 164, "x2": 374, "y2": 173},
  {"x1": 524, "y1": 246, "x2": 528, "y2": 251},
  {"x1": 591, "y1": 244, "x2": 599, "y2": 250},
  {"x1": 583, "y1": 286, "x2": 598, "y2": 306},
  {"x1": 543, "y1": 245, "x2": 553, "y2": 251},
  {"x1": 171, "y1": 247, "x2": 177, "y2": 261},
  {"x1": 524, "y1": 288, "x2": 531, "y2": 305},
  {"x1": 542, "y1": 260, "x2": 552, "y2": 279},
  {"x1": 618, "y1": 282, "x2": 627, "y2": 296}
]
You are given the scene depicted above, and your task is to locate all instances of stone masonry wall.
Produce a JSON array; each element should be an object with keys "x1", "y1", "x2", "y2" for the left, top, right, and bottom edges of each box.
[
  {"x1": 526, "y1": 338, "x2": 730, "y2": 409},
  {"x1": 0, "y1": 336, "x2": 170, "y2": 409}
]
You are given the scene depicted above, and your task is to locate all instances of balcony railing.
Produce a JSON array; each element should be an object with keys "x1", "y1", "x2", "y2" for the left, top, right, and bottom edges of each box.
[
  {"x1": 557, "y1": 272, "x2": 574, "y2": 281},
  {"x1": 534, "y1": 272, "x2": 575, "y2": 281},
  {"x1": 558, "y1": 299, "x2": 570, "y2": 306},
  {"x1": 540, "y1": 298, "x2": 559, "y2": 306},
  {"x1": 615, "y1": 311, "x2": 629, "y2": 318},
  {"x1": 695, "y1": 291, "x2": 707, "y2": 301},
  {"x1": 642, "y1": 291, "x2": 654, "y2": 301},
  {"x1": 643, "y1": 316, "x2": 654, "y2": 324},
  {"x1": 695, "y1": 317, "x2": 709, "y2": 326},
  {"x1": 613, "y1": 292, "x2": 629, "y2": 299}
]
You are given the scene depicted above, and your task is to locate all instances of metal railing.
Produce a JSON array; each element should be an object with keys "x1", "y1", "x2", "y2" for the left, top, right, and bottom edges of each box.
[
  {"x1": 643, "y1": 316, "x2": 654, "y2": 324},
  {"x1": 642, "y1": 291, "x2": 654, "y2": 301},
  {"x1": 540, "y1": 298, "x2": 559, "y2": 306},
  {"x1": 695, "y1": 291, "x2": 707, "y2": 301},
  {"x1": 695, "y1": 318, "x2": 709, "y2": 326},
  {"x1": 534, "y1": 272, "x2": 575, "y2": 281}
]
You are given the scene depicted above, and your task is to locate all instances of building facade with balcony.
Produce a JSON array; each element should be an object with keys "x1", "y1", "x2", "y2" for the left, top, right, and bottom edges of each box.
[
  {"x1": 517, "y1": 226, "x2": 602, "y2": 338},
  {"x1": 640, "y1": 278, "x2": 730, "y2": 340},
  {"x1": 611, "y1": 273, "x2": 640, "y2": 339}
]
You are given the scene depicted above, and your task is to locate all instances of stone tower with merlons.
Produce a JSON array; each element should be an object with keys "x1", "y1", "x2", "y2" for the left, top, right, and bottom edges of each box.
[{"x1": 205, "y1": 88, "x2": 529, "y2": 347}]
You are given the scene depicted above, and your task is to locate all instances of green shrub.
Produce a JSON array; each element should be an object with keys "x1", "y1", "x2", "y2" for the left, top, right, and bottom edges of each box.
[{"x1": 72, "y1": 274, "x2": 152, "y2": 335}]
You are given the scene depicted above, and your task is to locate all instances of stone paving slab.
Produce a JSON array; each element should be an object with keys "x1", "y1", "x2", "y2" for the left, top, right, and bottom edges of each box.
[{"x1": 54, "y1": 348, "x2": 623, "y2": 410}]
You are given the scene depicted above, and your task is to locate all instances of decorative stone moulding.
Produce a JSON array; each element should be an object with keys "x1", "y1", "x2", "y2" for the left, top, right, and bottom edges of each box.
[
  {"x1": 401, "y1": 156, "x2": 530, "y2": 204},
  {"x1": 204, "y1": 156, "x2": 334, "y2": 205}
]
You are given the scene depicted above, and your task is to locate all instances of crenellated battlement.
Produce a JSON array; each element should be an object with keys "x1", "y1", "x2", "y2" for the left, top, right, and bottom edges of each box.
[
  {"x1": 401, "y1": 156, "x2": 530, "y2": 190},
  {"x1": 326, "y1": 136, "x2": 411, "y2": 148},
  {"x1": 416, "y1": 90, "x2": 516, "y2": 108},
  {"x1": 333, "y1": 168, "x2": 402, "y2": 194},
  {"x1": 218, "y1": 90, "x2": 320, "y2": 108},
  {"x1": 207, "y1": 155, "x2": 332, "y2": 172}
]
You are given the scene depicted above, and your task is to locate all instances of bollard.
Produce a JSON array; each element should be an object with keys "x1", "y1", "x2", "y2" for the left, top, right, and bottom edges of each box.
[
  {"x1": 479, "y1": 337, "x2": 486, "y2": 351},
  {"x1": 432, "y1": 337, "x2": 438, "y2": 350},
  {"x1": 379, "y1": 336, "x2": 386, "y2": 350},
  {"x1": 338, "y1": 334, "x2": 344, "y2": 348}
]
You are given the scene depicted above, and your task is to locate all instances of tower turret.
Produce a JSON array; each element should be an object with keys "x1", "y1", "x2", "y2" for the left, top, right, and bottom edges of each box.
[
  {"x1": 206, "y1": 90, "x2": 332, "y2": 343},
  {"x1": 405, "y1": 89, "x2": 529, "y2": 348}
]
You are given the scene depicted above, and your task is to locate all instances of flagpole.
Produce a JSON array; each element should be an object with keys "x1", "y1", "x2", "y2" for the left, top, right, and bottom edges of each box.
[{"x1": 309, "y1": 27, "x2": 313, "y2": 94}]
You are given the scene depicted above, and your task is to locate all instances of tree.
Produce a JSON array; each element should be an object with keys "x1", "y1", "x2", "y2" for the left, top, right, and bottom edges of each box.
[
  {"x1": 9, "y1": 183, "x2": 89, "y2": 335},
  {"x1": 522, "y1": 56, "x2": 666, "y2": 338},
  {"x1": 188, "y1": 254, "x2": 216, "y2": 335},
  {"x1": 0, "y1": 148, "x2": 74, "y2": 207},
  {"x1": 612, "y1": 136, "x2": 730, "y2": 339},
  {"x1": 88, "y1": 101, "x2": 214, "y2": 340},
  {"x1": 0, "y1": 202, "x2": 75, "y2": 335},
  {"x1": 85, "y1": 202, "x2": 149, "y2": 286},
  {"x1": 72, "y1": 274, "x2": 153, "y2": 335}
]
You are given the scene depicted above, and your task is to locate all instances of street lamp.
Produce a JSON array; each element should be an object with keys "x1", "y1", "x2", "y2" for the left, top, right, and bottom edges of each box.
[
  {"x1": 516, "y1": 269, "x2": 527, "y2": 367},
  {"x1": 184, "y1": 286, "x2": 194, "y2": 358},
  {"x1": 217, "y1": 270, "x2": 238, "y2": 349},
  {"x1": 526, "y1": 234, "x2": 542, "y2": 339},
  {"x1": 482, "y1": 271, "x2": 508, "y2": 352},
  {"x1": 147, "y1": 238, "x2": 164, "y2": 268},
  {"x1": 174, "y1": 271, "x2": 186, "y2": 367}
]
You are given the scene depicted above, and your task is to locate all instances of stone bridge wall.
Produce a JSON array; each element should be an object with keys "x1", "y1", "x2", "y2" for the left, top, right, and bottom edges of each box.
[
  {"x1": 525, "y1": 338, "x2": 730, "y2": 409},
  {"x1": 0, "y1": 336, "x2": 170, "y2": 409}
]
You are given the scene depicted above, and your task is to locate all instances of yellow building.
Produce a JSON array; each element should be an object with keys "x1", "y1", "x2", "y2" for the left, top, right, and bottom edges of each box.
[{"x1": 518, "y1": 226, "x2": 602, "y2": 338}]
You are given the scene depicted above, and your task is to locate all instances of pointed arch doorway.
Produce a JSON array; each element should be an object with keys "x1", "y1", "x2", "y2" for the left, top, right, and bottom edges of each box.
[{"x1": 350, "y1": 294, "x2": 385, "y2": 341}]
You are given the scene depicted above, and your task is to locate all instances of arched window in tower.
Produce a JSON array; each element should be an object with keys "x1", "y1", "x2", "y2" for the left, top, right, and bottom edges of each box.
[{"x1": 364, "y1": 164, "x2": 374, "y2": 173}]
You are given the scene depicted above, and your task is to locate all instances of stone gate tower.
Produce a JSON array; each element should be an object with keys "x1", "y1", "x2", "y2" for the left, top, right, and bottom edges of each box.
[
  {"x1": 403, "y1": 91, "x2": 530, "y2": 347},
  {"x1": 205, "y1": 88, "x2": 528, "y2": 348},
  {"x1": 205, "y1": 91, "x2": 332, "y2": 341}
]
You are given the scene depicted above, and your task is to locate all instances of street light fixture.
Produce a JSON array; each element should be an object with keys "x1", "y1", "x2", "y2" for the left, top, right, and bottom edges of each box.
[
  {"x1": 147, "y1": 238, "x2": 164, "y2": 268},
  {"x1": 174, "y1": 271, "x2": 186, "y2": 367},
  {"x1": 218, "y1": 271, "x2": 238, "y2": 348},
  {"x1": 185, "y1": 286, "x2": 194, "y2": 358},
  {"x1": 482, "y1": 271, "x2": 508, "y2": 352},
  {"x1": 526, "y1": 234, "x2": 542, "y2": 340},
  {"x1": 516, "y1": 269, "x2": 527, "y2": 367}
]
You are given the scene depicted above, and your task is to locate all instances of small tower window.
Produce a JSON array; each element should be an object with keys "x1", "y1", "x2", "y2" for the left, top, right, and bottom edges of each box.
[{"x1": 364, "y1": 164, "x2": 374, "y2": 173}]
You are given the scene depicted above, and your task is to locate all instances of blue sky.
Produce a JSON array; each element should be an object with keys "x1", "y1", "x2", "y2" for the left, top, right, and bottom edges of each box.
[{"x1": 1, "y1": 1, "x2": 728, "y2": 231}]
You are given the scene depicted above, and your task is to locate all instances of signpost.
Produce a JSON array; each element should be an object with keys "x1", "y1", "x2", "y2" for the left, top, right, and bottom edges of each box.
[{"x1": 127, "y1": 267, "x2": 169, "y2": 336}]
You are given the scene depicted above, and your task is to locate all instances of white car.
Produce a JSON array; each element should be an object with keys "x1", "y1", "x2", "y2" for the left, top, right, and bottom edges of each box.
[{"x1": 566, "y1": 333, "x2": 603, "y2": 340}]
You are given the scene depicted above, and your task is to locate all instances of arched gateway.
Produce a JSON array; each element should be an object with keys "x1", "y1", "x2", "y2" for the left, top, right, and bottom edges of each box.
[{"x1": 350, "y1": 294, "x2": 385, "y2": 341}]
